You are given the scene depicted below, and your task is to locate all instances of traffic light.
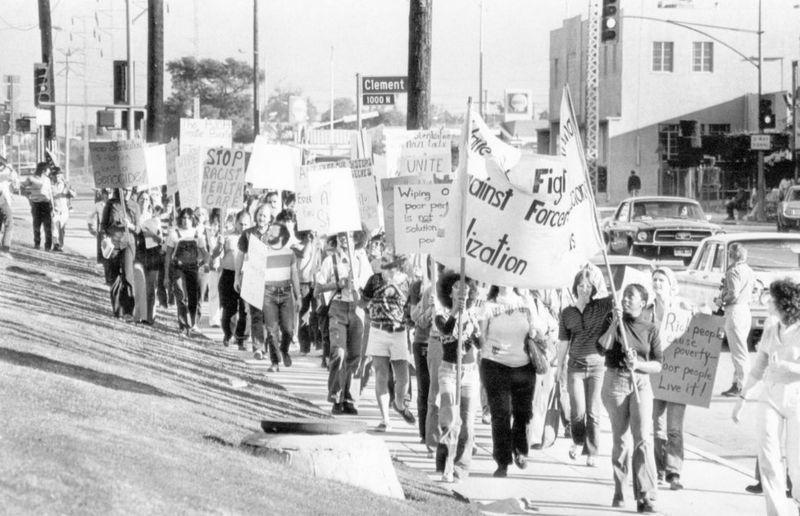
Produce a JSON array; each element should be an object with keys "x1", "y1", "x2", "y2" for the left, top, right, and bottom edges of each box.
[
  {"x1": 113, "y1": 60, "x2": 128, "y2": 105},
  {"x1": 121, "y1": 109, "x2": 145, "y2": 131},
  {"x1": 0, "y1": 112, "x2": 9, "y2": 136},
  {"x1": 601, "y1": 0, "x2": 619, "y2": 42},
  {"x1": 33, "y1": 62, "x2": 51, "y2": 107},
  {"x1": 759, "y1": 96, "x2": 775, "y2": 131}
]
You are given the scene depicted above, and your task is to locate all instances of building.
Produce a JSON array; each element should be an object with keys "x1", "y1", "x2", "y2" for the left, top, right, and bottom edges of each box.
[{"x1": 544, "y1": 0, "x2": 800, "y2": 204}]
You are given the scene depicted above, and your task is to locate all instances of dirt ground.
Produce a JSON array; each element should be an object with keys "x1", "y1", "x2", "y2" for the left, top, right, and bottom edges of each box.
[{"x1": 0, "y1": 220, "x2": 477, "y2": 515}]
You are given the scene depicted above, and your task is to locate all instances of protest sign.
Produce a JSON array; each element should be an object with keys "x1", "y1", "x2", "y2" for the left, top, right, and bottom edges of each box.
[
  {"x1": 240, "y1": 234, "x2": 267, "y2": 307},
  {"x1": 393, "y1": 183, "x2": 458, "y2": 255},
  {"x1": 466, "y1": 111, "x2": 521, "y2": 179},
  {"x1": 245, "y1": 136, "x2": 301, "y2": 190},
  {"x1": 90, "y1": 140, "x2": 148, "y2": 189},
  {"x1": 397, "y1": 132, "x2": 452, "y2": 182},
  {"x1": 201, "y1": 147, "x2": 246, "y2": 211},
  {"x1": 179, "y1": 118, "x2": 232, "y2": 155},
  {"x1": 380, "y1": 175, "x2": 417, "y2": 248},
  {"x1": 165, "y1": 140, "x2": 179, "y2": 195},
  {"x1": 652, "y1": 313, "x2": 724, "y2": 408},
  {"x1": 175, "y1": 151, "x2": 203, "y2": 208},
  {"x1": 295, "y1": 163, "x2": 361, "y2": 234},
  {"x1": 144, "y1": 144, "x2": 167, "y2": 187},
  {"x1": 350, "y1": 158, "x2": 381, "y2": 233}
]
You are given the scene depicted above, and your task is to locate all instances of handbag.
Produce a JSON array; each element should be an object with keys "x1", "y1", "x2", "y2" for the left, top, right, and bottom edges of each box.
[{"x1": 525, "y1": 335, "x2": 550, "y2": 374}]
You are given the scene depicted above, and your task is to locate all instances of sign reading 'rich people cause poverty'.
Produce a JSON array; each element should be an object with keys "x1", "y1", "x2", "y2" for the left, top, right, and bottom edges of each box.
[
  {"x1": 90, "y1": 140, "x2": 148, "y2": 189},
  {"x1": 652, "y1": 313, "x2": 724, "y2": 408},
  {"x1": 202, "y1": 147, "x2": 246, "y2": 211}
]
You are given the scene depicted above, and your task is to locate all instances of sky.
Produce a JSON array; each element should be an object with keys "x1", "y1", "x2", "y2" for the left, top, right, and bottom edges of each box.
[{"x1": 1, "y1": 0, "x2": 799, "y2": 131}]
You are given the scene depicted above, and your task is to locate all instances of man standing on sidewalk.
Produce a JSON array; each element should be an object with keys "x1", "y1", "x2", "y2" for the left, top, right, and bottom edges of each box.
[
  {"x1": 315, "y1": 232, "x2": 372, "y2": 415},
  {"x1": 50, "y1": 168, "x2": 76, "y2": 252},
  {"x1": 0, "y1": 157, "x2": 20, "y2": 258},
  {"x1": 716, "y1": 243, "x2": 755, "y2": 397},
  {"x1": 627, "y1": 170, "x2": 641, "y2": 197}
]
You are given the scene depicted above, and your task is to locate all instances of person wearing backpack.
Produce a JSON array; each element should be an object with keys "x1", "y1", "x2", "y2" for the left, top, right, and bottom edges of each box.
[{"x1": 164, "y1": 207, "x2": 207, "y2": 336}]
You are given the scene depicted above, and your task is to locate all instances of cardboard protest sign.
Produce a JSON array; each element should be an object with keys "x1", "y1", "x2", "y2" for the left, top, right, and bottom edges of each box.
[
  {"x1": 350, "y1": 158, "x2": 381, "y2": 233},
  {"x1": 652, "y1": 313, "x2": 724, "y2": 408},
  {"x1": 245, "y1": 136, "x2": 301, "y2": 190},
  {"x1": 175, "y1": 151, "x2": 203, "y2": 208},
  {"x1": 397, "y1": 132, "x2": 452, "y2": 182},
  {"x1": 165, "y1": 140, "x2": 179, "y2": 195},
  {"x1": 393, "y1": 183, "x2": 458, "y2": 255},
  {"x1": 179, "y1": 118, "x2": 232, "y2": 155},
  {"x1": 295, "y1": 163, "x2": 361, "y2": 234},
  {"x1": 466, "y1": 111, "x2": 521, "y2": 179},
  {"x1": 202, "y1": 147, "x2": 246, "y2": 211},
  {"x1": 144, "y1": 144, "x2": 167, "y2": 187},
  {"x1": 240, "y1": 234, "x2": 267, "y2": 308},
  {"x1": 90, "y1": 140, "x2": 148, "y2": 189},
  {"x1": 380, "y1": 175, "x2": 417, "y2": 248}
]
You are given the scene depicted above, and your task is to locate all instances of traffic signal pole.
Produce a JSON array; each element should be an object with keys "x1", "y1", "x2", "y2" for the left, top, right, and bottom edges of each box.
[
  {"x1": 37, "y1": 0, "x2": 55, "y2": 146},
  {"x1": 757, "y1": 0, "x2": 765, "y2": 221},
  {"x1": 125, "y1": 0, "x2": 134, "y2": 140}
]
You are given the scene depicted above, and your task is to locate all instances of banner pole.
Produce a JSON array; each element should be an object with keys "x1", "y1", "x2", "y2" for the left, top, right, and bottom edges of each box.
[
  {"x1": 563, "y1": 86, "x2": 639, "y2": 402},
  {"x1": 455, "y1": 97, "x2": 473, "y2": 409}
]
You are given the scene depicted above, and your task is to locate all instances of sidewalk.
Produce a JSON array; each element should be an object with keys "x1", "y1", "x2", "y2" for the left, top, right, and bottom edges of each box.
[{"x1": 199, "y1": 324, "x2": 763, "y2": 516}]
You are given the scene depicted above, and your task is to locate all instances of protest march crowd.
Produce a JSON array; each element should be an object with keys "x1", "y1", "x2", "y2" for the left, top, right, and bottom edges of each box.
[{"x1": 2, "y1": 90, "x2": 800, "y2": 516}]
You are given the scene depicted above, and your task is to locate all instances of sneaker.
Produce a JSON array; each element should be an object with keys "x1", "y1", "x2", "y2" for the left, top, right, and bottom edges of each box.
[
  {"x1": 267, "y1": 364, "x2": 279, "y2": 373},
  {"x1": 331, "y1": 402, "x2": 344, "y2": 415},
  {"x1": 394, "y1": 403, "x2": 416, "y2": 425},
  {"x1": 669, "y1": 478, "x2": 684, "y2": 491},
  {"x1": 569, "y1": 444, "x2": 578, "y2": 460},
  {"x1": 745, "y1": 482, "x2": 763, "y2": 494},
  {"x1": 586, "y1": 456, "x2": 597, "y2": 468},
  {"x1": 375, "y1": 421, "x2": 391, "y2": 432},
  {"x1": 281, "y1": 351, "x2": 292, "y2": 367},
  {"x1": 253, "y1": 350, "x2": 264, "y2": 360},
  {"x1": 453, "y1": 465, "x2": 469, "y2": 480},
  {"x1": 342, "y1": 402, "x2": 358, "y2": 415},
  {"x1": 222, "y1": 338, "x2": 230, "y2": 347},
  {"x1": 721, "y1": 383, "x2": 742, "y2": 397},
  {"x1": 637, "y1": 499, "x2": 658, "y2": 513},
  {"x1": 492, "y1": 466, "x2": 508, "y2": 478},
  {"x1": 441, "y1": 469, "x2": 454, "y2": 483},
  {"x1": 513, "y1": 450, "x2": 528, "y2": 470},
  {"x1": 612, "y1": 495, "x2": 625, "y2": 508}
]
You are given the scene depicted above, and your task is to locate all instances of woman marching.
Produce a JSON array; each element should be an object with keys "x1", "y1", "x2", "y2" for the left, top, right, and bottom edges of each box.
[
  {"x1": 647, "y1": 267, "x2": 694, "y2": 490},
  {"x1": 132, "y1": 191, "x2": 163, "y2": 325},
  {"x1": 598, "y1": 283, "x2": 662, "y2": 513},
  {"x1": 558, "y1": 268, "x2": 614, "y2": 467},
  {"x1": 163, "y1": 207, "x2": 207, "y2": 336},
  {"x1": 217, "y1": 209, "x2": 251, "y2": 348},
  {"x1": 733, "y1": 278, "x2": 800, "y2": 516}
]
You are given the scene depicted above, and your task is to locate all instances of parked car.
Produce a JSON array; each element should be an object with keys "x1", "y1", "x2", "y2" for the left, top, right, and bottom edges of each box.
[
  {"x1": 676, "y1": 233, "x2": 800, "y2": 346},
  {"x1": 603, "y1": 196, "x2": 722, "y2": 263},
  {"x1": 777, "y1": 185, "x2": 800, "y2": 232},
  {"x1": 589, "y1": 254, "x2": 654, "y2": 292}
]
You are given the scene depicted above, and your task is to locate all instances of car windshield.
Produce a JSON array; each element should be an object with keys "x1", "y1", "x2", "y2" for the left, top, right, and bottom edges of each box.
[
  {"x1": 631, "y1": 201, "x2": 704, "y2": 221},
  {"x1": 788, "y1": 189, "x2": 800, "y2": 202},
  {"x1": 735, "y1": 240, "x2": 800, "y2": 270}
]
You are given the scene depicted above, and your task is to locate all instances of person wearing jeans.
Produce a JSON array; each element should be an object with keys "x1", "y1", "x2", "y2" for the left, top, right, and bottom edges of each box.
[
  {"x1": 22, "y1": 162, "x2": 53, "y2": 251},
  {"x1": 218, "y1": 210, "x2": 250, "y2": 348},
  {"x1": 598, "y1": 283, "x2": 663, "y2": 513},
  {"x1": 559, "y1": 269, "x2": 613, "y2": 467},
  {"x1": 164, "y1": 208, "x2": 206, "y2": 336}
]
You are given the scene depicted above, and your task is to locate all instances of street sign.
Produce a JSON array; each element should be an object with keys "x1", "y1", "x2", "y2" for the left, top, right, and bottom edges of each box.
[
  {"x1": 361, "y1": 76, "x2": 407, "y2": 94},
  {"x1": 750, "y1": 134, "x2": 771, "y2": 151},
  {"x1": 362, "y1": 94, "x2": 395, "y2": 106}
]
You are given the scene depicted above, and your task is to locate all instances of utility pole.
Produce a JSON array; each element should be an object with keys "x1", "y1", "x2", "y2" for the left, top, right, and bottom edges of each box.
[
  {"x1": 147, "y1": 0, "x2": 165, "y2": 143},
  {"x1": 793, "y1": 59, "x2": 798, "y2": 183},
  {"x1": 64, "y1": 50, "x2": 70, "y2": 180},
  {"x1": 479, "y1": 0, "x2": 484, "y2": 119},
  {"x1": 407, "y1": 0, "x2": 432, "y2": 130},
  {"x1": 125, "y1": 0, "x2": 135, "y2": 140},
  {"x1": 253, "y1": 0, "x2": 260, "y2": 136},
  {"x1": 585, "y1": 0, "x2": 600, "y2": 193},
  {"x1": 37, "y1": 0, "x2": 56, "y2": 146},
  {"x1": 756, "y1": 0, "x2": 765, "y2": 221}
]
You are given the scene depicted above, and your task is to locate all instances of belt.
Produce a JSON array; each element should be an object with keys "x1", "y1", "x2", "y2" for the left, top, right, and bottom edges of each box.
[
  {"x1": 371, "y1": 322, "x2": 405, "y2": 333},
  {"x1": 265, "y1": 280, "x2": 292, "y2": 288}
]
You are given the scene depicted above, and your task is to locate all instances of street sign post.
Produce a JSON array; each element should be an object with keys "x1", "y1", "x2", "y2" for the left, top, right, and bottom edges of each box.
[
  {"x1": 361, "y1": 76, "x2": 407, "y2": 93},
  {"x1": 750, "y1": 134, "x2": 771, "y2": 151},
  {"x1": 362, "y1": 94, "x2": 395, "y2": 106}
]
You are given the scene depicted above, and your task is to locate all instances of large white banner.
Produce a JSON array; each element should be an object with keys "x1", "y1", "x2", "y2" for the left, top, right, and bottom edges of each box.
[
  {"x1": 245, "y1": 136, "x2": 302, "y2": 190},
  {"x1": 179, "y1": 118, "x2": 232, "y2": 155},
  {"x1": 467, "y1": 110, "x2": 521, "y2": 179}
]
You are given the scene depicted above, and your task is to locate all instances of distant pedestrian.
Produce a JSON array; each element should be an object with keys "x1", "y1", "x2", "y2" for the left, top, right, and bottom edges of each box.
[
  {"x1": 628, "y1": 170, "x2": 641, "y2": 197},
  {"x1": 716, "y1": 243, "x2": 755, "y2": 397},
  {"x1": 50, "y1": 167, "x2": 76, "y2": 252},
  {"x1": 732, "y1": 278, "x2": 800, "y2": 516},
  {"x1": 22, "y1": 162, "x2": 54, "y2": 251},
  {"x1": 598, "y1": 284, "x2": 662, "y2": 513},
  {"x1": 725, "y1": 184, "x2": 748, "y2": 221},
  {"x1": 87, "y1": 188, "x2": 111, "y2": 263},
  {"x1": 0, "y1": 158, "x2": 20, "y2": 257}
]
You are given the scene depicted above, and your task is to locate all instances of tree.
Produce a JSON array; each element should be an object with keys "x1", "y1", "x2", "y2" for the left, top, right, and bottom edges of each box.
[
  {"x1": 319, "y1": 97, "x2": 356, "y2": 123},
  {"x1": 163, "y1": 57, "x2": 263, "y2": 143}
]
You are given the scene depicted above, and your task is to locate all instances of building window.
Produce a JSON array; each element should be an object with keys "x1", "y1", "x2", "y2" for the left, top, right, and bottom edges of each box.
[
  {"x1": 693, "y1": 42, "x2": 713, "y2": 72},
  {"x1": 658, "y1": 123, "x2": 680, "y2": 161},
  {"x1": 707, "y1": 123, "x2": 730, "y2": 135},
  {"x1": 652, "y1": 42, "x2": 674, "y2": 72},
  {"x1": 552, "y1": 58, "x2": 559, "y2": 88}
]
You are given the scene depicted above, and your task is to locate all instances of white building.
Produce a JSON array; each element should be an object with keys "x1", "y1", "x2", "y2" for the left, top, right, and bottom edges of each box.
[{"x1": 544, "y1": 0, "x2": 800, "y2": 203}]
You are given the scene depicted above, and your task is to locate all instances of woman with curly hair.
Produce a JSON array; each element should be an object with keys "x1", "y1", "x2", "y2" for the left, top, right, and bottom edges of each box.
[{"x1": 733, "y1": 278, "x2": 800, "y2": 516}]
